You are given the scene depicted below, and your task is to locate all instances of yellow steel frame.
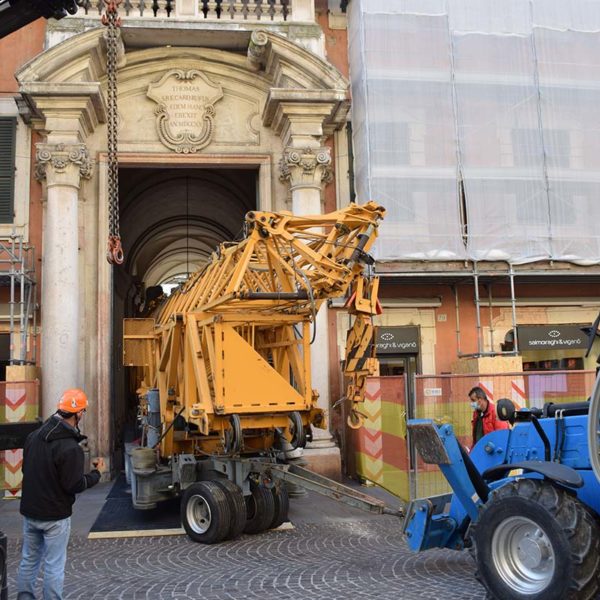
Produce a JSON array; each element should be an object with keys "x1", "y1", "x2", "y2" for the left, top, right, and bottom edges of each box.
[{"x1": 123, "y1": 202, "x2": 385, "y2": 457}]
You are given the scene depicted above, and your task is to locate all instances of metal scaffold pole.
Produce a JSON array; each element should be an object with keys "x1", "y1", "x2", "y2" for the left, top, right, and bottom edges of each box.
[{"x1": 0, "y1": 233, "x2": 37, "y2": 367}]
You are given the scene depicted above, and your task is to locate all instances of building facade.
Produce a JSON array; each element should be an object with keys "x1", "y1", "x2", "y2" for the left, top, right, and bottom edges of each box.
[
  {"x1": 1, "y1": 0, "x2": 353, "y2": 474},
  {"x1": 1, "y1": 0, "x2": 599, "y2": 478},
  {"x1": 340, "y1": 0, "x2": 600, "y2": 390}
]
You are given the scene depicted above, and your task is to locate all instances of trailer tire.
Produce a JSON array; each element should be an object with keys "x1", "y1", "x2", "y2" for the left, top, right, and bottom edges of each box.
[
  {"x1": 244, "y1": 480, "x2": 275, "y2": 534},
  {"x1": 469, "y1": 478, "x2": 600, "y2": 600},
  {"x1": 213, "y1": 478, "x2": 246, "y2": 540},
  {"x1": 181, "y1": 481, "x2": 231, "y2": 544},
  {"x1": 270, "y1": 482, "x2": 290, "y2": 530}
]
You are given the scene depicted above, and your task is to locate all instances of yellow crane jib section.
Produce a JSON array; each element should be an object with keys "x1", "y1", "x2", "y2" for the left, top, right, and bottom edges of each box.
[
  {"x1": 123, "y1": 201, "x2": 385, "y2": 458},
  {"x1": 344, "y1": 277, "x2": 382, "y2": 430}
]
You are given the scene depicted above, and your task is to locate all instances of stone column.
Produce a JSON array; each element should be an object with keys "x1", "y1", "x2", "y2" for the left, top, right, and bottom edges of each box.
[
  {"x1": 35, "y1": 143, "x2": 92, "y2": 416},
  {"x1": 265, "y1": 87, "x2": 349, "y2": 477},
  {"x1": 280, "y1": 146, "x2": 332, "y2": 213},
  {"x1": 279, "y1": 145, "x2": 341, "y2": 477},
  {"x1": 279, "y1": 145, "x2": 333, "y2": 420}
]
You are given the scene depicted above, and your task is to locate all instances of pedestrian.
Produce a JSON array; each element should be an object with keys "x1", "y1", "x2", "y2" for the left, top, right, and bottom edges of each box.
[
  {"x1": 468, "y1": 386, "x2": 509, "y2": 447},
  {"x1": 17, "y1": 388, "x2": 107, "y2": 599}
]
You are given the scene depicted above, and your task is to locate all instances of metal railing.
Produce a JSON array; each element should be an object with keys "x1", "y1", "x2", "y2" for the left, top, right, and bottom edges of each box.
[{"x1": 351, "y1": 371, "x2": 597, "y2": 502}]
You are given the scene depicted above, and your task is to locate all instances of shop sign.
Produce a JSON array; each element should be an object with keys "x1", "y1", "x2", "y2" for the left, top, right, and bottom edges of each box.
[
  {"x1": 375, "y1": 326, "x2": 420, "y2": 354},
  {"x1": 517, "y1": 325, "x2": 588, "y2": 350},
  {"x1": 424, "y1": 388, "x2": 443, "y2": 397}
]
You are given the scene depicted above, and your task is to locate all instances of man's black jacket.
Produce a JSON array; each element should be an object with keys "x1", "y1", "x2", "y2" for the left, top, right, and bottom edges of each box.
[{"x1": 20, "y1": 415, "x2": 101, "y2": 521}]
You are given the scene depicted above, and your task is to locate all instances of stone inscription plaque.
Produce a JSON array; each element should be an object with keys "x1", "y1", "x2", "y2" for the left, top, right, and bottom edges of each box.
[{"x1": 147, "y1": 69, "x2": 224, "y2": 153}]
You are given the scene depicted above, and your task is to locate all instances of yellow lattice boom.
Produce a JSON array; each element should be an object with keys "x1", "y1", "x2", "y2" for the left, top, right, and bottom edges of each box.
[{"x1": 123, "y1": 201, "x2": 385, "y2": 457}]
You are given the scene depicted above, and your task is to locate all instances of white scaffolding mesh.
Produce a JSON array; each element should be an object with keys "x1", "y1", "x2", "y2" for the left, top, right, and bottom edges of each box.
[
  {"x1": 349, "y1": 0, "x2": 600, "y2": 264},
  {"x1": 348, "y1": 9, "x2": 466, "y2": 260}
]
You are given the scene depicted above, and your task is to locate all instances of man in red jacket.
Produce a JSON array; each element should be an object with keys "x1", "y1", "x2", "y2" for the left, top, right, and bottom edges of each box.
[{"x1": 469, "y1": 386, "x2": 509, "y2": 447}]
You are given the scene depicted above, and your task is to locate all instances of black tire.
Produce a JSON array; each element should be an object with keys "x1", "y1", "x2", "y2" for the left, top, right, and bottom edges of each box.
[
  {"x1": 469, "y1": 478, "x2": 600, "y2": 600},
  {"x1": 213, "y1": 478, "x2": 246, "y2": 540},
  {"x1": 270, "y1": 482, "x2": 290, "y2": 530},
  {"x1": 180, "y1": 481, "x2": 231, "y2": 544},
  {"x1": 223, "y1": 414, "x2": 242, "y2": 454},
  {"x1": 244, "y1": 480, "x2": 275, "y2": 534},
  {"x1": 289, "y1": 411, "x2": 306, "y2": 449}
]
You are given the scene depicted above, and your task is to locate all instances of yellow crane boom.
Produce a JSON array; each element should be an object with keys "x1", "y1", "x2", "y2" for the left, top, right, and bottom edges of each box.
[{"x1": 123, "y1": 201, "x2": 385, "y2": 458}]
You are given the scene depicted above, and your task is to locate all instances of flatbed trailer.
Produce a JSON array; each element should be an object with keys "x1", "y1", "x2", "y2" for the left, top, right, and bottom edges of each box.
[{"x1": 125, "y1": 445, "x2": 404, "y2": 543}]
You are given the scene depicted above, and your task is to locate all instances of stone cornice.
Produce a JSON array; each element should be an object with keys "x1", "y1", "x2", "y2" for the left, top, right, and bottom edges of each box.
[
  {"x1": 15, "y1": 28, "x2": 106, "y2": 85},
  {"x1": 262, "y1": 30, "x2": 348, "y2": 90},
  {"x1": 18, "y1": 82, "x2": 107, "y2": 136},
  {"x1": 262, "y1": 88, "x2": 348, "y2": 131}
]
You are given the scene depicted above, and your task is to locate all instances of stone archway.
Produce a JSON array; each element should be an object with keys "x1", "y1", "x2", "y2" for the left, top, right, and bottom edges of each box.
[
  {"x1": 112, "y1": 164, "x2": 258, "y2": 453},
  {"x1": 17, "y1": 27, "x2": 350, "y2": 463},
  {"x1": 119, "y1": 167, "x2": 256, "y2": 283}
]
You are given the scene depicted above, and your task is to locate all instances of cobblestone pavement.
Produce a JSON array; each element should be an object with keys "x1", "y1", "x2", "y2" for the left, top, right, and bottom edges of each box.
[{"x1": 6, "y1": 516, "x2": 484, "y2": 600}]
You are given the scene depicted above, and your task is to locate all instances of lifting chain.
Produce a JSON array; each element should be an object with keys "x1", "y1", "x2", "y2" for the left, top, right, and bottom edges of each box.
[{"x1": 102, "y1": 0, "x2": 124, "y2": 265}]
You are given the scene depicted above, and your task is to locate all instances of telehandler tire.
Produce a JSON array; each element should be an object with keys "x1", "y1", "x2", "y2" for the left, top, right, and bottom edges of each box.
[
  {"x1": 244, "y1": 480, "x2": 275, "y2": 534},
  {"x1": 181, "y1": 481, "x2": 231, "y2": 544},
  {"x1": 270, "y1": 482, "x2": 290, "y2": 529},
  {"x1": 213, "y1": 478, "x2": 247, "y2": 540},
  {"x1": 469, "y1": 478, "x2": 600, "y2": 600}
]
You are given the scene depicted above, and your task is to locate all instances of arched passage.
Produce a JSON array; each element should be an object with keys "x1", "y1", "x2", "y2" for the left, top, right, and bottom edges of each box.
[{"x1": 112, "y1": 166, "x2": 257, "y2": 449}]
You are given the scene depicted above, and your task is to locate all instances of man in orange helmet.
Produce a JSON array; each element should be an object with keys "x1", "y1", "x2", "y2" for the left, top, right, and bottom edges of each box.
[{"x1": 16, "y1": 388, "x2": 107, "y2": 599}]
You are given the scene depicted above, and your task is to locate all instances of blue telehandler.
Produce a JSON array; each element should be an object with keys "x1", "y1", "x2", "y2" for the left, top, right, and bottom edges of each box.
[{"x1": 404, "y1": 320, "x2": 600, "y2": 599}]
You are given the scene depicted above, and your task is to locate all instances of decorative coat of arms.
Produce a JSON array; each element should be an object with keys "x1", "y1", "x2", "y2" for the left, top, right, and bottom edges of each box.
[{"x1": 147, "y1": 69, "x2": 224, "y2": 153}]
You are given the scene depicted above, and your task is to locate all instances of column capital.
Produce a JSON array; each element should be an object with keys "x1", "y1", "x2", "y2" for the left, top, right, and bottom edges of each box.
[
  {"x1": 35, "y1": 143, "x2": 93, "y2": 188},
  {"x1": 279, "y1": 146, "x2": 333, "y2": 191}
]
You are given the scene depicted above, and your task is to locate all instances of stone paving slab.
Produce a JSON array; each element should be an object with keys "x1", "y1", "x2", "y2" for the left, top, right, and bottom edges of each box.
[{"x1": 5, "y1": 517, "x2": 485, "y2": 600}]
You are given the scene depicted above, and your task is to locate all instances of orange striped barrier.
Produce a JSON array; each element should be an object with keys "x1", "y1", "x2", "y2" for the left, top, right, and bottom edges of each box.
[{"x1": 1, "y1": 381, "x2": 39, "y2": 497}]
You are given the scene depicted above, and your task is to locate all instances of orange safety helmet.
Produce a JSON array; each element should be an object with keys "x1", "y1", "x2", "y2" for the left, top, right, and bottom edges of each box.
[{"x1": 58, "y1": 388, "x2": 88, "y2": 413}]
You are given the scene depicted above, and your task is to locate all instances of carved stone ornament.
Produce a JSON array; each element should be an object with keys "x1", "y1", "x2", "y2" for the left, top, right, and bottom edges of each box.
[
  {"x1": 35, "y1": 143, "x2": 93, "y2": 182},
  {"x1": 279, "y1": 147, "x2": 333, "y2": 187},
  {"x1": 247, "y1": 29, "x2": 269, "y2": 72},
  {"x1": 147, "y1": 69, "x2": 224, "y2": 154}
]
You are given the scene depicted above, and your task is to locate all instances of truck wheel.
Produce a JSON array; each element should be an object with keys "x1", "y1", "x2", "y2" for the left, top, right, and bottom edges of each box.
[
  {"x1": 270, "y1": 482, "x2": 290, "y2": 529},
  {"x1": 470, "y1": 478, "x2": 600, "y2": 600},
  {"x1": 244, "y1": 480, "x2": 275, "y2": 534},
  {"x1": 213, "y1": 478, "x2": 246, "y2": 540},
  {"x1": 181, "y1": 481, "x2": 231, "y2": 544}
]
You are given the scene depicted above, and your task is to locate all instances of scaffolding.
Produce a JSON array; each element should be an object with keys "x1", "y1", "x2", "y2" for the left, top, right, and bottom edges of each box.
[
  {"x1": 377, "y1": 261, "x2": 600, "y2": 358},
  {"x1": 349, "y1": 0, "x2": 600, "y2": 266},
  {"x1": 0, "y1": 234, "x2": 37, "y2": 365}
]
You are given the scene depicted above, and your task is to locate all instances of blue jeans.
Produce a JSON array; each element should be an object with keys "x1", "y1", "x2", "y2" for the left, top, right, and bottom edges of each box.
[{"x1": 16, "y1": 516, "x2": 71, "y2": 600}]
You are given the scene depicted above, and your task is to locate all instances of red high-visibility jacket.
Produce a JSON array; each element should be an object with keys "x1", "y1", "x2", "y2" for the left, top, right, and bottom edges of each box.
[{"x1": 471, "y1": 400, "x2": 509, "y2": 445}]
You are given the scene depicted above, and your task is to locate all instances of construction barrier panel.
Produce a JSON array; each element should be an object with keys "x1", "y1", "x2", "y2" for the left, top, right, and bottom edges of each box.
[
  {"x1": 413, "y1": 370, "x2": 596, "y2": 499},
  {"x1": 0, "y1": 380, "x2": 39, "y2": 497},
  {"x1": 353, "y1": 371, "x2": 596, "y2": 502},
  {"x1": 351, "y1": 376, "x2": 410, "y2": 499}
]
